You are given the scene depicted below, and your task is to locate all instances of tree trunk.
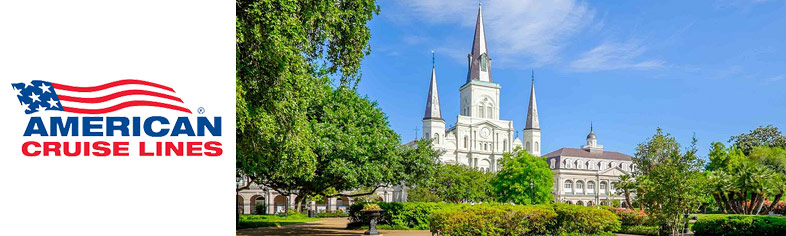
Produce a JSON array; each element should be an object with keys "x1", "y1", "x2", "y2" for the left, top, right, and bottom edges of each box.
[
  {"x1": 761, "y1": 191, "x2": 783, "y2": 215},
  {"x1": 713, "y1": 193, "x2": 727, "y2": 214},
  {"x1": 754, "y1": 194, "x2": 767, "y2": 215},
  {"x1": 624, "y1": 190, "x2": 633, "y2": 209},
  {"x1": 746, "y1": 193, "x2": 758, "y2": 214}
]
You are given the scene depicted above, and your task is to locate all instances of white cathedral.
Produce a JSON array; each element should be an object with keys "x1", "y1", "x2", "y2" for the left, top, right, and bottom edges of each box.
[{"x1": 421, "y1": 4, "x2": 635, "y2": 206}]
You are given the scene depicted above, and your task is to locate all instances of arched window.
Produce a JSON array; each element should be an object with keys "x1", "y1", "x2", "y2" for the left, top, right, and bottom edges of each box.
[
  {"x1": 585, "y1": 161, "x2": 590, "y2": 169},
  {"x1": 424, "y1": 133, "x2": 429, "y2": 140},
  {"x1": 434, "y1": 133, "x2": 439, "y2": 144},
  {"x1": 487, "y1": 106, "x2": 492, "y2": 119},
  {"x1": 550, "y1": 159, "x2": 556, "y2": 169},
  {"x1": 480, "y1": 54, "x2": 488, "y2": 71},
  {"x1": 587, "y1": 181, "x2": 595, "y2": 194},
  {"x1": 576, "y1": 181, "x2": 585, "y2": 194},
  {"x1": 564, "y1": 181, "x2": 573, "y2": 194},
  {"x1": 599, "y1": 182, "x2": 607, "y2": 195},
  {"x1": 535, "y1": 142, "x2": 539, "y2": 151},
  {"x1": 463, "y1": 136, "x2": 468, "y2": 148},
  {"x1": 503, "y1": 139, "x2": 507, "y2": 151},
  {"x1": 479, "y1": 106, "x2": 485, "y2": 118},
  {"x1": 526, "y1": 142, "x2": 531, "y2": 151}
]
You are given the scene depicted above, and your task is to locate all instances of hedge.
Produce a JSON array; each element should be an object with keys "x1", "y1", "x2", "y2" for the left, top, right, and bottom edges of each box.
[
  {"x1": 348, "y1": 202, "x2": 455, "y2": 229},
  {"x1": 430, "y1": 203, "x2": 620, "y2": 236},
  {"x1": 692, "y1": 214, "x2": 786, "y2": 236}
]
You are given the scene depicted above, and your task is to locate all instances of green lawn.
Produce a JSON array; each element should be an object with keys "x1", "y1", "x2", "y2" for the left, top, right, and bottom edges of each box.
[{"x1": 238, "y1": 214, "x2": 321, "y2": 229}]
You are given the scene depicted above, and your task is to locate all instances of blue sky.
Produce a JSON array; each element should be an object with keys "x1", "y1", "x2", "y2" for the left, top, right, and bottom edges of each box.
[{"x1": 355, "y1": 0, "x2": 786, "y2": 157}]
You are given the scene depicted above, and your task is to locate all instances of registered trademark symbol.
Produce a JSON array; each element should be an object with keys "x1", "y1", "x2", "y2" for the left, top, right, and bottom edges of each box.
[{"x1": 198, "y1": 107, "x2": 205, "y2": 114}]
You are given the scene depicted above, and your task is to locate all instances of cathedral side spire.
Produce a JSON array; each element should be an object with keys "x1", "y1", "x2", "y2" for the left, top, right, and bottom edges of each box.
[
  {"x1": 466, "y1": 3, "x2": 492, "y2": 83},
  {"x1": 424, "y1": 51, "x2": 442, "y2": 120},
  {"x1": 525, "y1": 71, "x2": 539, "y2": 130}
]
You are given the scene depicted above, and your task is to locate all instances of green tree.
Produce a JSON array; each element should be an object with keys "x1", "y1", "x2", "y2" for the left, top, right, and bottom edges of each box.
[
  {"x1": 408, "y1": 164, "x2": 494, "y2": 203},
  {"x1": 615, "y1": 174, "x2": 636, "y2": 210},
  {"x1": 635, "y1": 129, "x2": 705, "y2": 236},
  {"x1": 491, "y1": 148, "x2": 554, "y2": 205},
  {"x1": 729, "y1": 125, "x2": 786, "y2": 155}
]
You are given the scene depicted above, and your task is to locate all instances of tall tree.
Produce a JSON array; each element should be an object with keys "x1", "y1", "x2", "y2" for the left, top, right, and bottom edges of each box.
[
  {"x1": 615, "y1": 174, "x2": 636, "y2": 209},
  {"x1": 635, "y1": 130, "x2": 705, "y2": 236},
  {"x1": 729, "y1": 125, "x2": 786, "y2": 155},
  {"x1": 491, "y1": 148, "x2": 554, "y2": 205}
]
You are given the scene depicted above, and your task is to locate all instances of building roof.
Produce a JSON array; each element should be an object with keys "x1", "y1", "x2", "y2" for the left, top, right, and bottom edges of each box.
[
  {"x1": 466, "y1": 4, "x2": 492, "y2": 83},
  {"x1": 525, "y1": 71, "x2": 539, "y2": 130},
  {"x1": 423, "y1": 55, "x2": 442, "y2": 120},
  {"x1": 544, "y1": 148, "x2": 632, "y2": 161}
]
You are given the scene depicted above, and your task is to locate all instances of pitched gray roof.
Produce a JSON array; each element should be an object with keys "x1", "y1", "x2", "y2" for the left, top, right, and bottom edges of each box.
[
  {"x1": 466, "y1": 5, "x2": 492, "y2": 83},
  {"x1": 544, "y1": 148, "x2": 633, "y2": 161},
  {"x1": 525, "y1": 74, "x2": 539, "y2": 130},
  {"x1": 423, "y1": 65, "x2": 442, "y2": 120}
]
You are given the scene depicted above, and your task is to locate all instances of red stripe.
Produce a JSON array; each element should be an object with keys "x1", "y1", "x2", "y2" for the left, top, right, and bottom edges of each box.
[
  {"x1": 62, "y1": 101, "x2": 192, "y2": 114},
  {"x1": 51, "y1": 79, "x2": 176, "y2": 93},
  {"x1": 57, "y1": 90, "x2": 184, "y2": 104}
]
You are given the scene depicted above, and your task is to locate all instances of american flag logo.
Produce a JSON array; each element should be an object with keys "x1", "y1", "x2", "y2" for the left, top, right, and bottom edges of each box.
[{"x1": 11, "y1": 79, "x2": 192, "y2": 115}]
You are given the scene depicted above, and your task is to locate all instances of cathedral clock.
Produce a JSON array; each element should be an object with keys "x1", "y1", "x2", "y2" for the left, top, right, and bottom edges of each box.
[{"x1": 480, "y1": 127, "x2": 491, "y2": 138}]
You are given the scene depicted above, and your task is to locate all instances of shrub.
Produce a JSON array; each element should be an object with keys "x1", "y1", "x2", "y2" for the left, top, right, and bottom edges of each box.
[
  {"x1": 429, "y1": 204, "x2": 557, "y2": 236},
  {"x1": 429, "y1": 203, "x2": 619, "y2": 236},
  {"x1": 692, "y1": 214, "x2": 786, "y2": 236},
  {"x1": 599, "y1": 206, "x2": 651, "y2": 226},
  {"x1": 254, "y1": 204, "x2": 265, "y2": 215},
  {"x1": 617, "y1": 225, "x2": 658, "y2": 236},
  {"x1": 348, "y1": 202, "x2": 454, "y2": 230},
  {"x1": 553, "y1": 203, "x2": 621, "y2": 234},
  {"x1": 317, "y1": 210, "x2": 348, "y2": 218}
]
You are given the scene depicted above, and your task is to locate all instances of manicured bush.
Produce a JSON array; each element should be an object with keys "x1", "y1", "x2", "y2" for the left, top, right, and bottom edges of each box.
[
  {"x1": 348, "y1": 202, "x2": 455, "y2": 229},
  {"x1": 692, "y1": 214, "x2": 786, "y2": 236},
  {"x1": 317, "y1": 210, "x2": 348, "y2": 218},
  {"x1": 429, "y1": 204, "x2": 557, "y2": 236},
  {"x1": 617, "y1": 225, "x2": 658, "y2": 236},
  {"x1": 254, "y1": 204, "x2": 265, "y2": 215},
  {"x1": 553, "y1": 203, "x2": 621, "y2": 234},
  {"x1": 598, "y1": 205, "x2": 651, "y2": 226}
]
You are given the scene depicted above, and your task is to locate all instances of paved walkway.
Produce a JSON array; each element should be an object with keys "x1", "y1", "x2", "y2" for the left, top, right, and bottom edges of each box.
[{"x1": 236, "y1": 218, "x2": 431, "y2": 236}]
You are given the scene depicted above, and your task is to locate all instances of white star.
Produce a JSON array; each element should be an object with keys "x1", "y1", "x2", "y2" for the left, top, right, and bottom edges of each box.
[
  {"x1": 23, "y1": 81, "x2": 34, "y2": 88},
  {"x1": 47, "y1": 98, "x2": 59, "y2": 108},
  {"x1": 29, "y1": 91, "x2": 41, "y2": 103},
  {"x1": 39, "y1": 83, "x2": 51, "y2": 94},
  {"x1": 20, "y1": 101, "x2": 30, "y2": 111},
  {"x1": 12, "y1": 86, "x2": 22, "y2": 97},
  {"x1": 35, "y1": 104, "x2": 46, "y2": 112}
]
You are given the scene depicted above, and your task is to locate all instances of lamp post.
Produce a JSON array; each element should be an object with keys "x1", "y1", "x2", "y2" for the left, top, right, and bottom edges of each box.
[
  {"x1": 264, "y1": 187, "x2": 270, "y2": 215},
  {"x1": 529, "y1": 181, "x2": 534, "y2": 205}
]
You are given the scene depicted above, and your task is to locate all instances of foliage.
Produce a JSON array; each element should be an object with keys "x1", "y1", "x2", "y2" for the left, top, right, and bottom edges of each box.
[
  {"x1": 617, "y1": 225, "x2": 659, "y2": 236},
  {"x1": 237, "y1": 213, "x2": 320, "y2": 229},
  {"x1": 552, "y1": 203, "x2": 621, "y2": 234},
  {"x1": 254, "y1": 204, "x2": 265, "y2": 215},
  {"x1": 599, "y1": 206, "x2": 651, "y2": 226},
  {"x1": 616, "y1": 174, "x2": 637, "y2": 210},
  {"x1": 691, "y1": 214, "x2": 786, "y2": 236},
  {"x1": 491, "y1": 148, "x2": 554, "y2": 205},
  {"x1": 429, "y1": 203, "x2": 619, "y2": 236},
  {"x1": 408, "y1": 164, "x2": 494, "y2": 203},
  {"x1": 362, "y1": 203, "x2": 381, "y2": 211},
  {"x1": 634, "y1": 128, "x2": 706, "y2": 236},
  {"x1": 728, "y1": 125, "x2": 786, "y2": 155},
  {"x1": 317, "y1": 210, "x2": 348, "y2": 218},
  {"x1": 348, "y1": 202, "x2": 454, "y2": 230},
  {"x1": 706, "y1": 143, "x2": 786, "y2": 215}
]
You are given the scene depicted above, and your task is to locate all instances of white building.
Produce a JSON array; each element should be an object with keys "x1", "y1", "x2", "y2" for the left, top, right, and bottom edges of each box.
[
  {"x1": 421, "y1": 4, "x2": 635, "y2": 206},
  {"x1": 544, "y1": 125, "x2": 635, "y2": 206}
]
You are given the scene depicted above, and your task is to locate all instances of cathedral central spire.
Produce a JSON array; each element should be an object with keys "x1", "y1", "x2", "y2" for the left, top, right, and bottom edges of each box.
[{"x1": 466, "y1": 3, "x2": 492, "y2": 83}]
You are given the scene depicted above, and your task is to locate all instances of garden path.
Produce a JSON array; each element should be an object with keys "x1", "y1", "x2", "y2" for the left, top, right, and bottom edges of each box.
[{"x1": 236, "y1": 217, "x2": 431, "y2": 236}]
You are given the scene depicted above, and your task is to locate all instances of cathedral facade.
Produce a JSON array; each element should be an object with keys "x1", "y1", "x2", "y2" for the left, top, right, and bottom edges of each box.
[{"x1": 422, "y1": 4, "x2": 634, "y2": 206}]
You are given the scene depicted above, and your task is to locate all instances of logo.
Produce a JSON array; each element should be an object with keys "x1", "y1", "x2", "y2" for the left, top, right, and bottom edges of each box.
[{"x1": 11, "y1": 79, "x2": 222, "y2": 157}]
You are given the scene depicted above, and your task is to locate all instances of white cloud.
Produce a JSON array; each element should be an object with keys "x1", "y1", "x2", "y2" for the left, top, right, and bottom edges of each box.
[
  {"x1": 390, "y1": 0, "x2": 596, "y2": 66},
  {"x1": 569, "y1": 41, "x2": 664, "y2": 72}
]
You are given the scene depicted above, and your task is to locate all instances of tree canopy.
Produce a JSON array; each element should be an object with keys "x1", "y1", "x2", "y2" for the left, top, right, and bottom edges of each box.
[
  {"x1": 729, "y1": 125, "x2": 786, "y2": 155},
  {"x1": 491, "y1": 149, "x2": 553, "y2": 205},
  {"x1": 408, "y1": 164, "x2": 494, "y2": 203}
]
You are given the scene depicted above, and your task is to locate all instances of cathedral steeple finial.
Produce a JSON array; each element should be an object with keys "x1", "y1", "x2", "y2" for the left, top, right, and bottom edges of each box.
[
  {"x1": 424, "y1": 52, "x2": 442, "y2": 120},
  {"x1": 531, "y1": 69, "x2": 535, "y2": 83}
]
